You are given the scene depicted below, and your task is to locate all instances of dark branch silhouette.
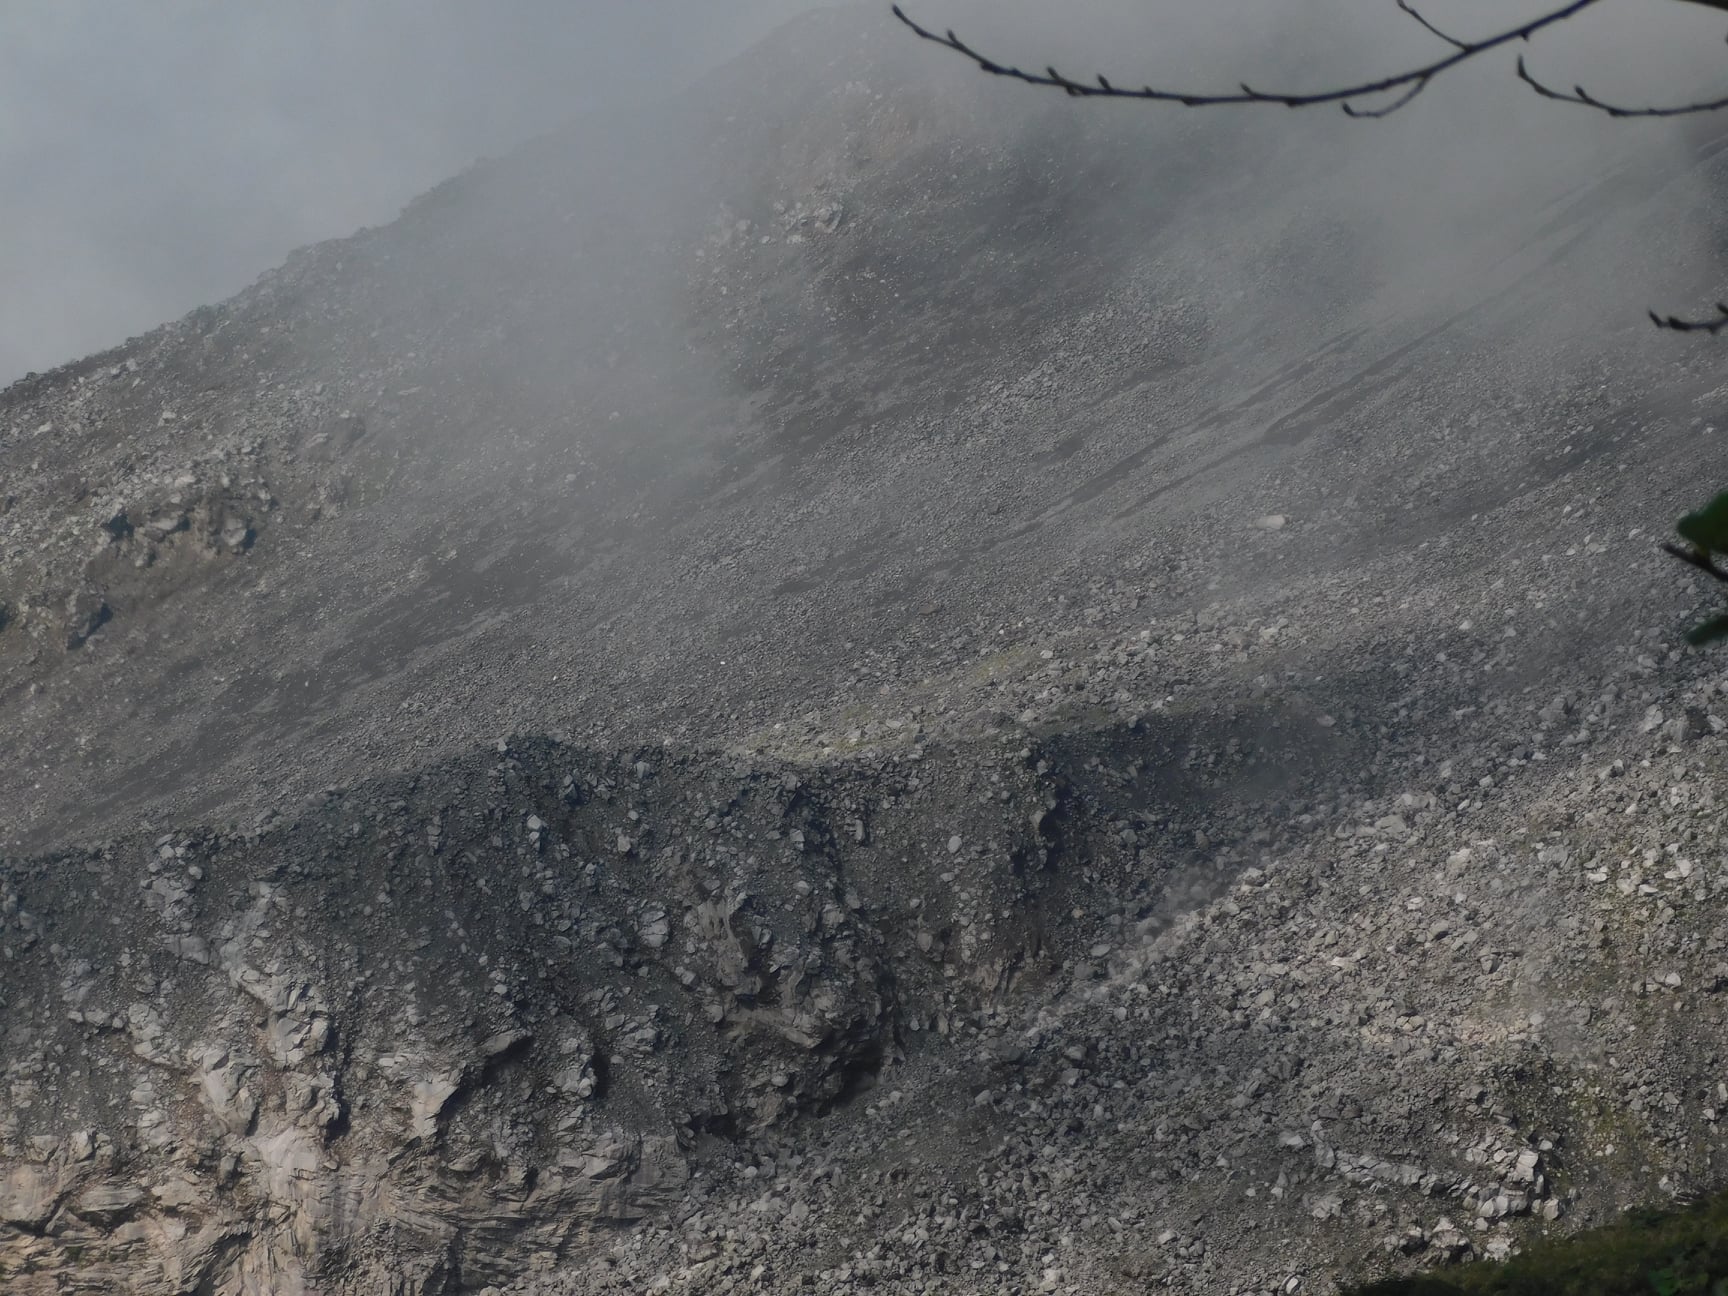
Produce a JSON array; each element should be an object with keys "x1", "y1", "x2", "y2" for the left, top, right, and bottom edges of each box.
[
  {"x1": 1650, "y1": 303, "x2": 1728, "y2": 333},
  {"x1": 1394, "y1": 0, "x2": 1468, "y2": 53},
  {"x1": 891, "y1": 0, "x2": 1605, "y2": 117},
  {"x1": 1516, "y1": 55, "x2": 1728, "y2": 117},
  {"x1": 895, "y1": 0, "x2": 1728, "y2": 331},
  {"x1": 894, "y1": 1, "x2": 1728, "y2": 124},
  {"x1": 1664, "y1": 541, "x2": 1728, "y2": 582}
]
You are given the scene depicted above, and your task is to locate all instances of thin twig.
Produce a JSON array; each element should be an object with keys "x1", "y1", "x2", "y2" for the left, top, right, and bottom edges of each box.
[
  {"x1": 1345, "y1": 78, "x2": 1431, "y2": 119},
  {"x1": 1663, "y1": 541, "x2": 1728, "y2": 582},
  {"x1": 1517, "y1": 56, "x2": 1728, "y2": 117},
  {"x1": 891, "y1": 0, "x2": 1605, "y2": 116},
  {"x1": 1396, "y1": 0, "x2": 1469, "y2": 52},
  {"x1": 892, "y1": 1, "x2": 1728, "y2": 334},
  {"x1": 1650, "y1": 303, "x2": 1728, "y2": 333}
]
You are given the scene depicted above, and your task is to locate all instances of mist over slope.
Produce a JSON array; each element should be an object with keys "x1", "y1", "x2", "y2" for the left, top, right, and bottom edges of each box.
[
  {"x1": 6, "y1": 2, "x2": 1714, "y2": 851},
  {"x1": 0, "y1": 0, "x2": 825, "y2": 381},
  {"x1": 8, "y1": 4, "x2": 1728, "y2": 1294}
]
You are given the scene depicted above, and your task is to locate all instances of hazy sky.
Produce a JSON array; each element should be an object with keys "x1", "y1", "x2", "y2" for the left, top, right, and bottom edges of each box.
[
  {"x1": 0, "y1": 0, "x2": 822, "y2": 381},
  {"x1": 5, "y1": 0, "x2": 1727, "y2": 384}
]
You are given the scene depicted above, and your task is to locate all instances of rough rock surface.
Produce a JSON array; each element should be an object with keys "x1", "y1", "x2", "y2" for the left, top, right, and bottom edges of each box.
[
  {"x1": 8, "y1": 4, "x2": 1728, "y2": 1293},
  {"x1": 0, "y1": 738, "x2": 1101, "y2": 1291}
]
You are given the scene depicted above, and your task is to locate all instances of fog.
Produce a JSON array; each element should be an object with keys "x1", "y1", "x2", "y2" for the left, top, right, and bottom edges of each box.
[
  {"x1": 0, "y1": 0, "x2": 822, "y2": 382},
  {"x1": 6, "y1": 0, "x2": 1728, "y2": 386}
]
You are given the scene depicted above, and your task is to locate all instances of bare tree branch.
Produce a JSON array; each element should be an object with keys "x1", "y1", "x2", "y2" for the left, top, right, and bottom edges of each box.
[
  {"x1": 1395, "y1": 0, "x2": 1469, "y2": 52},
  {"x1": 894, "y1": 0, "x2": 1728, "y2": 332},
  {"x1": 1516, "y1": 55, "x2": 1728, "y2": 117},
  {"x1": 1663, "y1": 541, "x2": 1728, "y2": 581},
  {"x1": 891, "y1": 0, "x2": 1605, "y2": 117},
  {"x1": 1650, "y1": 303, "x2": 1728, "y2": 333},
  {"x1": 1346, "y1": 79, "x2": 1430, "y2": 120}
]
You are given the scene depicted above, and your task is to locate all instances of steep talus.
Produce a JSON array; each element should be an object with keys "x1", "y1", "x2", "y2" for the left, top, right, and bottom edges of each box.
[
  {"x1": 7, "y1": 3, "x2": 1728, "y2": 1292},
  {"x1": 0, "y1": 715, "x2": 1327, "y2": 1293}
]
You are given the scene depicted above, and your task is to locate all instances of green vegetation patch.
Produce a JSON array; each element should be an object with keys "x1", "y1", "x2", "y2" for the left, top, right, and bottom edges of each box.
[
  {"x1": 1677, "y1": 493, "x2": 1728, "y2": 556},
  {"x1": 1349, "y1": 1194, "x2": 1728, "y2": 1296}
]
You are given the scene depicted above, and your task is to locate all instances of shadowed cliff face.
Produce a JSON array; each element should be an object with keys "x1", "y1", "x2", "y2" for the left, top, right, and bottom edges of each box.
[
  {"x1": 0, "y1": 713, "x2": 1343, "y2": 1294},
  {"x1": 0, "y1": 740, "x2": 1041, "y2": 1293},
  {"x1": 9, "y1": 4, "x2": 1728, "y2": 1294}
]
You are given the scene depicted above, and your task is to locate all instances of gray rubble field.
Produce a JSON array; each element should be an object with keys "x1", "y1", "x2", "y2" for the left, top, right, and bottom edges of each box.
[{"x1": 7, "y1": 5, "x2": 1728, "y2": 1294}]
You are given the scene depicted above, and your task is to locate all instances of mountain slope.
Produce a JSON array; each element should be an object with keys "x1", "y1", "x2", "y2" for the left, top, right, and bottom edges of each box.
[{"x1": 7, "y1": 5, "x2": 1728, "y2": 1294}]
